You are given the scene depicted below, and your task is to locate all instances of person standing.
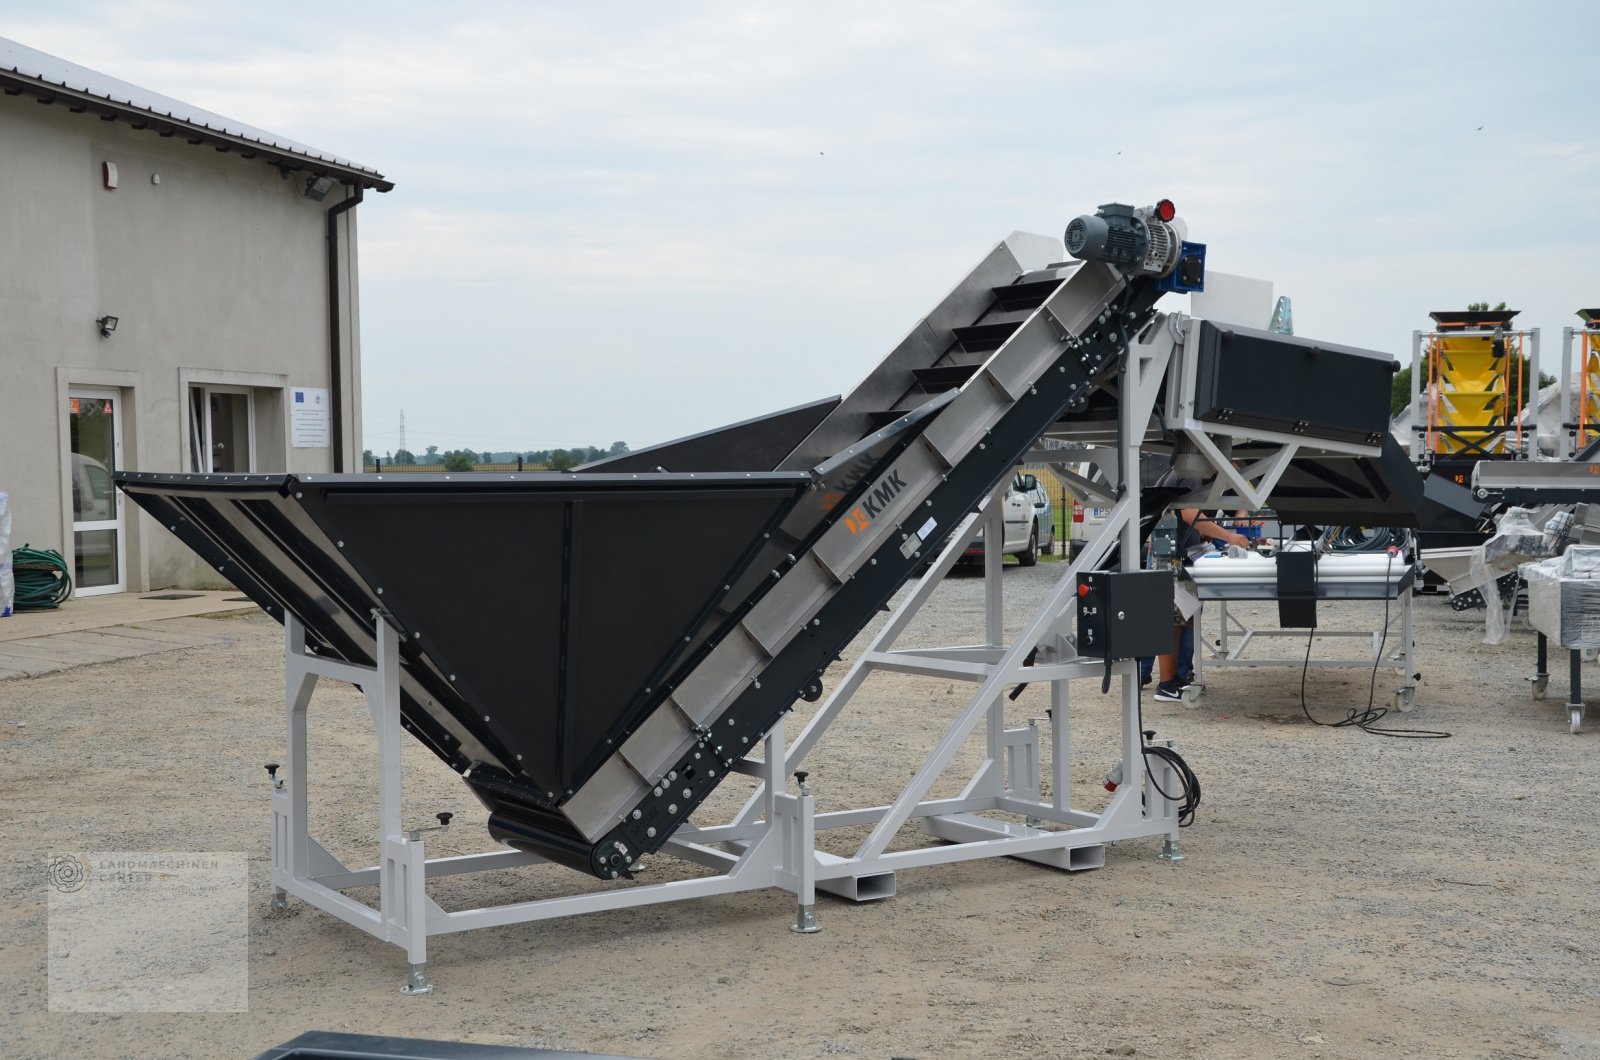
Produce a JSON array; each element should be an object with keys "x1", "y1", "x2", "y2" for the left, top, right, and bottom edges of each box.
[{"x1": 1150, "y1": 505, "x2": 1250, "y2": 702}]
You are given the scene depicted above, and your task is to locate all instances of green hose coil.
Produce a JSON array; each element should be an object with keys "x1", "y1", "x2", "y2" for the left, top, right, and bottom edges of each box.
[{"x1": 13, "y1": 545, "x2": 73, "y2": 610}]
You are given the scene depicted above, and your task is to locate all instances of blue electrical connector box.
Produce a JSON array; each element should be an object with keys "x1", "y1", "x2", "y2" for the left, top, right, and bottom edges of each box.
[{"x1": 1156, "y1": 240, "x2": 1206, "y2": 294}]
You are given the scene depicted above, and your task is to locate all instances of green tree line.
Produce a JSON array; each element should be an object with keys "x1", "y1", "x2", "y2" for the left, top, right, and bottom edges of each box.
[{"x1": 363, "y1": 441, "x2": 629, "y2": 469}]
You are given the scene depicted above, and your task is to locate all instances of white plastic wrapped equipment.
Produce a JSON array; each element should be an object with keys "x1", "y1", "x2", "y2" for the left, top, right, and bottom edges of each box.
[
  {"x1": 1483, "y1": 508, "x2": 1558, "y2": 566},
  {"x1": 1523, "y1": 546, "x2": 1600, "y2": 649},
  {"x1": 0, "y1": 491, "x2": 12, "y2": 618},
  {"x1": 1472, "y1": 507, "x2": 1563, "y2": 645}
]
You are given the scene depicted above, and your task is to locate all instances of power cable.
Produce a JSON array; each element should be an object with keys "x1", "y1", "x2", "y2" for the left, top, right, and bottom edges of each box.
[
  {"x1": 1135, "y1": 696, "x2": 1202, "y2": 826},
  {"x1": 1297, "y1": 551, "x2": 1449, "y2": 739}
]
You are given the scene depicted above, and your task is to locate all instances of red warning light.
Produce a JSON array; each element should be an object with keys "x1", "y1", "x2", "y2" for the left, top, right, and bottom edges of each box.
[{"x1": 1155, "y1": 199, "x2": 1176, "y2": 222}]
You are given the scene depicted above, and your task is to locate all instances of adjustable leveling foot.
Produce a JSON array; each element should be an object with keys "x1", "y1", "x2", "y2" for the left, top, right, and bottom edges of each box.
[
  {"x1": 403, "y1": 963, "x2": 433, "y2": 995},
  {"x1": 792, "y1": 903, "x2": 820, "y2": 934}
]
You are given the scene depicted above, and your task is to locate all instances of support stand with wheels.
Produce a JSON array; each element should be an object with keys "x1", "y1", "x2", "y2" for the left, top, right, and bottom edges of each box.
[
  {"x1": 1569, "y1": 648, "x2": 1585, "y2": 734},
  {"x1": 1190, "y1": 578, "x2": 1418, "y2": 711},
  {"x1": 1529, "y1": 632, "x2": 1586, "y2": 733}
]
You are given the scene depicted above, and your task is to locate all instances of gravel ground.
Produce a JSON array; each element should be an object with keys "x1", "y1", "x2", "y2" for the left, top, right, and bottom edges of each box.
[{"x1": 3, "y1": 558, "x2": 1599, "y2": 1059}]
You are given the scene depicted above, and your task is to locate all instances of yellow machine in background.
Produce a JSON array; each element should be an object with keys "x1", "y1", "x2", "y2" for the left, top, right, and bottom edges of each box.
[{"x1": 1413, "y1": 309, "x2": 1538, "y2": 462}]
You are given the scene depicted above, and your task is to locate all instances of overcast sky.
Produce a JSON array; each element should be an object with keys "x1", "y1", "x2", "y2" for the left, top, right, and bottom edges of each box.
[{"x1": 10, "y1": 2, "x2": 1598, "y2": 455}]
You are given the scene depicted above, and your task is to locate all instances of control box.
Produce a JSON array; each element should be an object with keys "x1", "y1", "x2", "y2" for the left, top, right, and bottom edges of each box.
[
  {"x1": 1076, "y1": 569, "x2": 1176, "y2": 660},
  {"x1": 1151, "y1": 514, "x2": 1179, "y2": 559}
]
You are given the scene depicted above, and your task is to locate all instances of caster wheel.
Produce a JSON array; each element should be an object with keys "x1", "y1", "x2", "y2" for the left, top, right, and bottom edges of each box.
[
  {"x1": 1571, "y1": 708, "x2": 1584, "y2": 735},
  {"x1": 1182, "y1": 684, "x2": 1203, "y2": 706},
  {"x1": 1393, "y1": 687, "x2": 1414, "y2": 712},
  {"x1": 1531, "y1": 675, "x2": 1549, "y2": 700}
]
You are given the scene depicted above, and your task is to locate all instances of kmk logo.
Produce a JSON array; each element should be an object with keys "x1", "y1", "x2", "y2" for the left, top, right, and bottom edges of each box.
[{"x1": 843, "y1": 468, "x2": 908, "y2": 534}]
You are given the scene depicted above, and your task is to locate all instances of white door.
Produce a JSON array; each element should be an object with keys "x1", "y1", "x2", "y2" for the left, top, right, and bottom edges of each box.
[{"x1": 68, "y1": 388, "x2": 125, "y2": 596}]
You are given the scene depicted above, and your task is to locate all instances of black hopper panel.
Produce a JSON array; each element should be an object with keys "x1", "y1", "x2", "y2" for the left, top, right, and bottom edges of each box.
[
  {"x1": 296, "y1": 486, "x2": 569, "y2": 786},
  {"x1": 576, "y1": 396, "x2": 840, "y2": 474},
  {"x1": 1254, "y1": 436, "x2": 1424, "y2": 527},
  {"x1": 1193, "y1": 321, "x2": 1396, "y2": 447},
  {"x1": 556, "y1": 490, "x2": 804, "y2": 788},
  {"x1": 114, "y1": 473, "x2": 486, "y2": 774},
  {"x1": 291, "y1": 476, "x2": 810, "y2": 799}
]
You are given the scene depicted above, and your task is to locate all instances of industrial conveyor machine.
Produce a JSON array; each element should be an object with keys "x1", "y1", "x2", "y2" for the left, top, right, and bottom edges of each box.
[{"x1": 118, "y1": 200, "x2": 1418, "y2": 989}]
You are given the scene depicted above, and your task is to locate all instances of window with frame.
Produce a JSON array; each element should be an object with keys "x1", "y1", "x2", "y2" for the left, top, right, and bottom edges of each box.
[{"x1": 189, "y1": 386, "x2": 255, "y2": 473}]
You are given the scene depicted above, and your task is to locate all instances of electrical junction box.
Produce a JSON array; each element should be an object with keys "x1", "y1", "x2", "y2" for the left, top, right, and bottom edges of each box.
[
  {"x1": 1076, "y1": 569, "x2": 1175, "y2": 660},
  {"x1": 1151, "y1": 514, "x2": 1179, "y2": 558}
]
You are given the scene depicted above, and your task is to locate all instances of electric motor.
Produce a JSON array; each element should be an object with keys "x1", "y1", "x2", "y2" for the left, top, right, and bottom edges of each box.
[{"x1": 1065, "y1": 200, "x2": 1182, "y2": 279}]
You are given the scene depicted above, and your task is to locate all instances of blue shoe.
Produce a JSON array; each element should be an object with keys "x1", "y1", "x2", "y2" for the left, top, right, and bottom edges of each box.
[{"x1": 1153, "y1": 681, "x2": 1184, "y2": 703}]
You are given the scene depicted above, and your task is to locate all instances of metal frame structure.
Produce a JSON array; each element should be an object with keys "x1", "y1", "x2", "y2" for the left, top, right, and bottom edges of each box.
[
  {"x1": 1191, "y1": 583, "x2": 1416, "y2": 710},
  {"x1": 1528, "y1": 631, "x2": 1587, "y2": 734},
  {"x1": 266, "y1": 482, "x2": 1187, "y2": 994},
  {"x1": 263, "y1": 306, "x2": 1402, "y2": 989},
  {"x1": 272, "y1": 612, "x2": 840, "y2": 994}
]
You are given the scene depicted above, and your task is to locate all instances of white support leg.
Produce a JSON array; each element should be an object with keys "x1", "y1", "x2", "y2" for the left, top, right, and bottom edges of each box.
[
  {"x1": 361, "y1": 620, "x2": 434, "y2": 992},
  {"x1": 1155, "y1": 741, "x2": 1185, "y2": 863},
  {"x1": 271, "y1": 613, "x2": 317, "y2": 910},
  {"x1": 270, "y1": 615, "x2": 437, "y2": 993},
  {"x1": 1050, "y1": 678, "x2": 1070, "y2": 814},
  {"x1": 789, "y1": 783, "x2": 820, "y2": 934}
]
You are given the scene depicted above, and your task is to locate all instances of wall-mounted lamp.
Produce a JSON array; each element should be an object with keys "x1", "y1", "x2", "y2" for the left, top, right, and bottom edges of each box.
[
  {"x1": 96, "y1": 315, "x2": 119, "y2": 338},
  {"x1": 303, "y1": 175, "x2": 336, "y2": 201}
]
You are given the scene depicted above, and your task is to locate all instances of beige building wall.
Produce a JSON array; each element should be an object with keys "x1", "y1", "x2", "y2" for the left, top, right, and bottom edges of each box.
[{"x1": 0, "y1": 93, "x2": 364, "y2": 591}]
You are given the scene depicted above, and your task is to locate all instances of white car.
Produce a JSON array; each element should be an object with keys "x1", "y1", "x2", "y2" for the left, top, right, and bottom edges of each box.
[
  {"x1": 1068, "y1": 496, "x2": 1110, "y2": 559},
  {"x1": 961, "y1": 473, "x2": 1046, "y2": 566}
]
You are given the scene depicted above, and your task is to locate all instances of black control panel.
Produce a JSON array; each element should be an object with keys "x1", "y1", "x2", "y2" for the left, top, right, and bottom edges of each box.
[{"x1": 1076, "y1": 570, "x2": 1175, "y2": 660}]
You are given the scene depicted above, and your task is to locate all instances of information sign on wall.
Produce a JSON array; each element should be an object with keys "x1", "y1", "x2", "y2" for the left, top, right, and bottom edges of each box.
[{"x1": 290, "y1": 387, "x2": 330, "y2": 448}]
